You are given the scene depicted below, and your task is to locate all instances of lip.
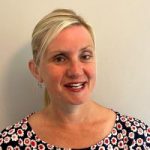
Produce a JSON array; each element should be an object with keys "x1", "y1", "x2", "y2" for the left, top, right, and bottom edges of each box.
[{"x1": 64, "y1": 81, "x2": 87, "y2": 86}]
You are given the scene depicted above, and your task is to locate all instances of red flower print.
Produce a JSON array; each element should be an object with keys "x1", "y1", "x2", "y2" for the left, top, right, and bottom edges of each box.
[{"x1": 17, "y1": 129, "x2": 24, "y2": 137}]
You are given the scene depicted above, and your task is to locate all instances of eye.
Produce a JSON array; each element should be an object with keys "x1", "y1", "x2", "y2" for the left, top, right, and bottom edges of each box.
[
  {"x1": 53, "y1": 54, "x2": 67, "y2": 63},
  {"x1": 80, "y1": 51, "x2": 93, "y2": 62},
  {"x1": 81, "y1": 54, "x2": 91, "y2": 60}
]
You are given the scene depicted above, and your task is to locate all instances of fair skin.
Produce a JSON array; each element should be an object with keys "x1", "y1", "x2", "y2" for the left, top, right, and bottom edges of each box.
[{"x1": 29, "y1": 25, "x2": 116, "y2": 148}]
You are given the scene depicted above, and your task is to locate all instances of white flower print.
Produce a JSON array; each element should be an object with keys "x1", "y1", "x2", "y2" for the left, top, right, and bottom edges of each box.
[
  {"x1": 4, "y1": 136, "x2": 10, "y2": 144},
  {"x1": 11, "y1": 134, "x2": 18, "y2": 141}
]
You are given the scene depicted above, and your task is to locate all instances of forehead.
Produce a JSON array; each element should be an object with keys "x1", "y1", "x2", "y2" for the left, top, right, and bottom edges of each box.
[{"x1": 46, "y1": 25, "x2": 94, "y2": 53}]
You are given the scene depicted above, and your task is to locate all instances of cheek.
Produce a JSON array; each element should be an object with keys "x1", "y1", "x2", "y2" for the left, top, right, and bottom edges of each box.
[
  {"x1": 89, "y1": 65, "x2": 96, "y2": 89},
  {"x1": 41, "y1": 65, "x2": 65, "y2": 85},
  {"x1": 87, "y1": 63, "x2": 96, "y2": 79}
]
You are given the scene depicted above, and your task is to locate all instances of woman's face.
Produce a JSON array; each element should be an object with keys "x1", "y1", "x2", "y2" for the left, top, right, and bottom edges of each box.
[{"x1": 38, "y1": 25, "x2": 96, "y2": 106}]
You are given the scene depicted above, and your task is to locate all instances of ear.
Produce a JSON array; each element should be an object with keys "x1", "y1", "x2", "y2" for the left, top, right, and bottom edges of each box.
[{"x1": 28, "y1": 59, "x2": 43, "y2": 82}]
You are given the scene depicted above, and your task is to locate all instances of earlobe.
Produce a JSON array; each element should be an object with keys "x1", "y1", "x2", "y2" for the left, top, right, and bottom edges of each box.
[{"x1": 28, "y1": 60, "x2": 43, "y2": 82}]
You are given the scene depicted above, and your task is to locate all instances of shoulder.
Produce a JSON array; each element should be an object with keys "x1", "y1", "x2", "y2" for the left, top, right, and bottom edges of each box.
[
  {"x1": 115, "y1": 111, "x2": 150, "y2": 133},
  {"x1": 0, "y1": 113, "x2": 34, "y2": 149},
  {"x1": 115, "y1": 111, "x2": 150, "y2": 148}
]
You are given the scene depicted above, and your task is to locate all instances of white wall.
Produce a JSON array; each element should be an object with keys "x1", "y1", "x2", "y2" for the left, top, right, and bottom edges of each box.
[{"x1": 0, "y1": 0, "x2": 150, "y2": 130}]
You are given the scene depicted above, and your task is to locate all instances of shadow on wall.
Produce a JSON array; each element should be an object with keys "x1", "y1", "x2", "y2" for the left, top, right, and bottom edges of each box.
[{"x1": 3, "y1": 43, "x2": 43, "y2": 128}]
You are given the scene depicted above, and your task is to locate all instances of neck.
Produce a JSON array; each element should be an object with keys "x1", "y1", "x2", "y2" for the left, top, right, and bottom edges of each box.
[{"x1": 43, "y1": 100, "x2": 98, "y2": 125}]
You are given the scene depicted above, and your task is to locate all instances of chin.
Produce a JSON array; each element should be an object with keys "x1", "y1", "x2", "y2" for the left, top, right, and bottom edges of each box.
[{"x1": 65, "y1": 96, "x2": 91, "y2": 106}]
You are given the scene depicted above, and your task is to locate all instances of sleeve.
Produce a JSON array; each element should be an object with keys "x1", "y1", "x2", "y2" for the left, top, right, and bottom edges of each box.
[
  {"x1": 120, "y1": 113, "x2": 150, "y2": 149},
  {"x1": 145, "y1": 125, "x2": 150, "y2": 149},
  {"x1": 0, "y1": 127, "x2": 21, "y2": 149},
  {"x1": 131, "y1": 122, "x2": 150, "y2": 149}
]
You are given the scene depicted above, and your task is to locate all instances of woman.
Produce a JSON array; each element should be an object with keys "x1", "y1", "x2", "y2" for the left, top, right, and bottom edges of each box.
[{"x1": 0, "y1": 9, "x2": 150, "y2": 150}]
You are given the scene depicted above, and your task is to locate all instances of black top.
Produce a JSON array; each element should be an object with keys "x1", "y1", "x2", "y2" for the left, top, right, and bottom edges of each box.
[{"x1": 0, "y1": 111, "x2": 150, "y2": 150}]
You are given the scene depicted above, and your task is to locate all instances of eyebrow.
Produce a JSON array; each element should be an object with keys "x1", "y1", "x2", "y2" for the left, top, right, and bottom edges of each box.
[{"x1": 47, "y1": 45, "x2": 94, "y2": 55}]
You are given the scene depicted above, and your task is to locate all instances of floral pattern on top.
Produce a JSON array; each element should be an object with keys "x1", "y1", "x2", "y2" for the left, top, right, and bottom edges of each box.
[{"x1": 0, "y1": 112, "x2": 150, "y2": 150}]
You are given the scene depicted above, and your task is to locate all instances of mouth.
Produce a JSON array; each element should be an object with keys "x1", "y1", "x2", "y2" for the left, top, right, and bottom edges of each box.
[{"x1": 64, "y1": 82, "x2": 87, "y2": 91}]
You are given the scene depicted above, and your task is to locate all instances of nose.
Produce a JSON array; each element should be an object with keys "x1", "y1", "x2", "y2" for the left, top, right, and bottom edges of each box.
[{"x1": 66, "y1": 61, "x2": 84, "y2": 79}]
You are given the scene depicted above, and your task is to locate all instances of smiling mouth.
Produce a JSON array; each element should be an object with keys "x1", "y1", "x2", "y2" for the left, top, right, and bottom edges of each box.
[{"x1": 64, "y1": 82, "x2": 87, "y2": 91}]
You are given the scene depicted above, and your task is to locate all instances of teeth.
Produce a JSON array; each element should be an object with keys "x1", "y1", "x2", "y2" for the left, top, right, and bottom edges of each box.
[
  {"x1": 69, "y1": 83, "x2": 82, "y2": 87},
  {"x1": 71, "y1": 85, "x2": 83, "y2": 89},
  {"x1": 65, "y1": 82, "x2": 85, "y2": 89}
]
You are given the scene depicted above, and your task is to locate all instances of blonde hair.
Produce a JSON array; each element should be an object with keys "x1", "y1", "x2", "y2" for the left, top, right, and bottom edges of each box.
[{"x1": 31, "y1": 9, "x2": 95, "y2": 106}]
